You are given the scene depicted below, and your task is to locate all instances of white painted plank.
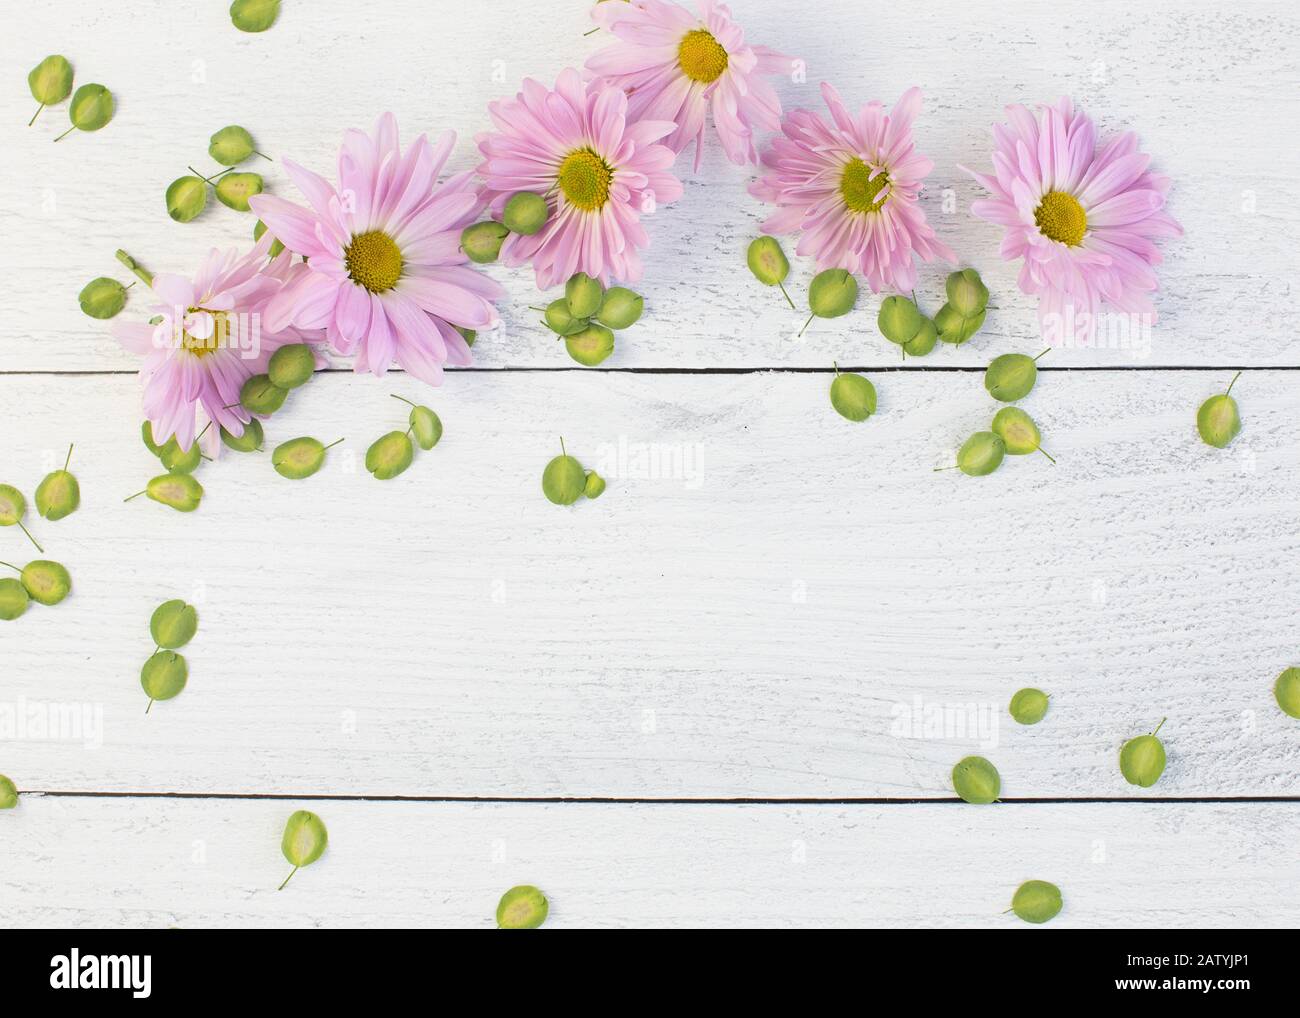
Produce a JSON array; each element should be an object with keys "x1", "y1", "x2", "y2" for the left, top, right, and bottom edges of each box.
[
  {"x1": 1, "y1": 796, "x2": 1296, "y2": 928},
  {"x1": 1, "y1": 0, "x2": 1295, "y2": 370},
  {"x1": 3, "y1": 370, "x2": 1297, "y2": 796}
]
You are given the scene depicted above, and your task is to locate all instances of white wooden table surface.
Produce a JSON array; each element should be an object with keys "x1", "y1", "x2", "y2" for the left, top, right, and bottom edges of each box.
[{"x1": 2, "y1": 0, "x2": 1298, "y2": 928}]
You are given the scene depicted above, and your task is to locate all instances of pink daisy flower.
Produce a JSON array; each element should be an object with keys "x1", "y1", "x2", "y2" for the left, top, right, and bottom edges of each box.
[
  {"x1": 476, "y1": 68, "x2": 683, "y2": 289},
  {"x1": 749, "y1": 83, "x2": 955, "y2": 293},
  {"x1": 112, "y1": 238, "x2": 323, "y2": 453},
  {"x1": 961, "y1": 97, "x2": 1182, "y2": 340},
  {"x1": 251, "y1": 114, "x2": 502, "y2": 386},
  {"x1": 586, "y1": 0, "x2": 788, "y2": 169}
]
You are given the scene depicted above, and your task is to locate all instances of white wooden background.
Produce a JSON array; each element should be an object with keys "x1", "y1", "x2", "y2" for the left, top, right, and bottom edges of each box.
[{"x1": 1, "y1": 0, "x2": 1298, "y2": 928}]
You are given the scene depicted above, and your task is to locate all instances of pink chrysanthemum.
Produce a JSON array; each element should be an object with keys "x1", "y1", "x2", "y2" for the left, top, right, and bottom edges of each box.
[
  {"x1": 962, "y1": 97, "x2": 1182, "y2": 340},
  {"x1": 112, "y1": 238, "x2": 323, "y2": 453},
  {"x1": 476, "y1": 68, "x2": 683, "y2": 289},
  {"x1": 250, "y1": 114, "x2": 501, "y2": 385},
  {"x1": 749, "y1": 83, "x2": 954, "y2": 293},
  {"x1": 586, "y1": 0, "x2": 787, "y2": 169}
]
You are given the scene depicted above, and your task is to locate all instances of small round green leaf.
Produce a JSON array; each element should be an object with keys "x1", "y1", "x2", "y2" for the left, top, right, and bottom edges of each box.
[
  {"x1": 596, "y1": 287, "x2": 643, "y2": 330},
  {"x1": 272, "y1": 437, "x2": 332, "y2": 480},
  {"x1": 268, "y1": 344, "x2": 316, "y2": 389},
  {"x1": 565, "y1": 272, "x2": 604, "y2": 319},
  {"x1": 460, "y1": 221, "x2": 508, "y2": 264},
  {"x1": 1275, "y1": 668, "x2": 1300, "y2": 719},
  {"x1": 1011, "y1": 880, "x2": 1062, "y2": 924},
  {"x1": 830, "y1": 371, "x2": 876, "y2": 422},
  {"x1": 145, "y1": 473, "x2": 204, "y2": 512},
  {"x1": 365, "y1": 431, "x2": 414, "y2": 480},
  {"x1": 209, "y1": 125, "x2": 256, "y2": 166},
  {"x1": 984, "y1": 353, "x2": 1039, "y2": 402},
  {"x1": 808, "y1": 269, "x2": 858, "y2": 320},
  {"x1": 946, "y1": 268, "x2": 989, "y2": 317},
  {"x1": 64, "y1": 83, "x2": 114, "y2": 134},
  {"x1": 0, "y1": 484, "x2": 26, "y2": 526},
  {"x1": 0, "y1": 578, "x2": 30, "y2": 621},
  {"x1": 230, "y1": 0, "x2": 281, "y2": 33},
  {"x1": 496, "y1": 885, "x2": 548, "y2": 929},
  {"x1": 1009, "y1": 688, "x2": 1049, "y2": 725},
  {"x1": 78, "y1": 277, "x2": 129, "y2": 319},
  {"x1": 584, "y1": 471, "x2": 606, "y2": 499},
  {"x1": 21, "y1": 560, "x2": 72, "y2": 606},
  {"x1": 0, "y1": 774, "x2": 17, "y2": 808},
  {"x1": 158, "y1": 437, "x2": 202, "y2": 475},
  {"x1": 28, "y1": 55, "x2": 73, "y2": 107},
  {"x1": 141, "y1": 650, "x2": 188, "y2": 702},
  {"x1": 1119, "y1": 720, "x2": 1167, "y2": 788},
  {"x1": 502, "y1": 191, "x2": 548, "y2": 236},
  {"x1": 150, "y1": 599, "x2": 198, "y2": 650},
  {"x1": 564, "y1": 323, "x2": 615, "y2": 366},
  {"x1": 166, "y1": 176, "x2": 208, "y2": 223},
  {"x1": 543, "y1": 298, "x2": 587, "y2": 337},
  {"x1": 35, "y1": 468, "x2": 79, "y2": 521},
  {"x1": 279, "y1": 810, "x2": 328, "y2": 888},
  {"x1": 240, "y1": 374, "x2": 287, "y2": 414},
  {"x1": 409, "y1": 407, "x2": 442, "y2": 451},
  {"x1": 543, "y1": 454, "x2": 586, "y2": 506},
  {"x1": 220, "y1": 419, "x2": 264, "y2": 453},
  {"x1": 253, "y1": 219, "x2": 285, "y2": 258},
  {"x1": 746, "y1": 236, "x2": 789, "y2": 287},
  {"x1": 956, "y1": 432, "x2": 1006, "y2": 477},
  {"x1": 951, "y1": 755, "x2": 1000, "y2": 804},
  {"x1": 215, "y1": 172, "x2": 263, "y2": 212}
]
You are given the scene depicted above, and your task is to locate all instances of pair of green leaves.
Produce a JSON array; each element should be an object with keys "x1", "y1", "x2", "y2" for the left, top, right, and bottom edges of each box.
[
  {"x1": 0, "y1": 559, "x2": 72, "y2": 621},
  {"x1": 28, "y1": 55, "x2": 114, "y2": 140},
  {"x1": 141, "y1": 599, "x2": 199, "y2": 711},
  {"x1": 365, "y1": 396, "x2": 443, "y2": 481},
  {"x1": 542, "y1": 438, "x2": 605, "y2": 505},
  {"x1": 1, "y1": 445, "x2": 80, "y2": 551},
  {"x1": 168, "y1": 125, "x2": 268, "y2": 223}
]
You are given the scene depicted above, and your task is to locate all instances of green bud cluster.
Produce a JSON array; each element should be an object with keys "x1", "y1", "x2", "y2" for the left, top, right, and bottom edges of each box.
[
  {"x1": 238, "y1": 343, "x2": 318, "y2": 424},
  {"x1": 542, "y1": 438, "x2": 604, "y2": 506},
  {"x1": 167, "y1": 126, "x2": 269, "y2": 225},
  {"x1": 461, "y1": 190, "x2": 551, "y2": 267},
  {"x1": 142, "y1": 598, "x2": 199, "y2": 711},
  {"x1": 935, "y1": 268, "x2": 990, "y2": 345},
  {"x1": 364, "y1": 395, "x2": 444, "y2": 480},
  {"x1": 534, "y1": 273, "x2": 644, "y2": 366},
  {"x1": 0, "y1": 558, "x2": 72, "y2": 622}
]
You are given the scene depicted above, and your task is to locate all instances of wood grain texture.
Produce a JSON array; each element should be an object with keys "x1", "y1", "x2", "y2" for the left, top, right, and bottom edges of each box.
[
  {"x1": 2, "y1": 370, "x2": 1297, "y2": 797},
  {"x1": 1, "y1": 0, "x2": 1297, "y2": 371},
  {"x1": 3, "y1": 796, "x2": 1297, "y2": 928}
]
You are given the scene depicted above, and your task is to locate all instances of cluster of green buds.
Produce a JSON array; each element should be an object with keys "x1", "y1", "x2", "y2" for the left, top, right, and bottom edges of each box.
[
  {"x1": 935, "y1": 268, "x2": 990, "y2": 345},
  {"x1": 27, "y1": 54, "x2": 114, "y2": 141},
  {"x1": 237, "y1": 342, "x2": 318, "y2": 427},
  {"x1": 231, "y1": 0, "x2": 281, "y2": 33},
  {"x1": 1119, "y1": 718, "x2": 1167, "y2": 787},
  {"x1": 542, "y1": 438, "x2": 605, "y2": 506},
  {"x1": 167, "y1": 126, "x2": 268, "y2": 223},
  {"x1": 0, "y1": 558, "x2": 72, "y2": 622},
  {"x1": 940, "y1": 349, "x2": 1054, "y2": 478},
  {"x1": 141, "y1": 599, "x2": 198, "y2": 712},
  {"x1": 877, "y1": 295, "x2": 938, "y2": 357},
  {"x1": 2, "y1": 445, "x2": 81, "y2": 553},
  {"x1": 364, "y1": 395, "x2": 443, "y2": 480},
  {"x1": 280, "y1": 809, "x2": 327, "y2": 889},
  {"x1": 536, "y1": 273, "x2": 644, "y2": 366},
  {"x1": 828, "y1": 363, "x2": 877, "y2": 423},
  {"x1": 744, "y1": 238, "x2": 860, "y2": 337},
  {"x1": 461, "y1": 190, "x2": 549, "y2": 264},
  {"x1": 496, "y1": 885, "x2": 549, "y2": 929},
  {"x1": 1196, "y1": 372, "x2": 1242, "y2": 449},
  {"x1": 0, "y1": 774, "x2": 16, "y2": 809},
  {"x1": 127, "y1": 421, "x2": 210, "y2": 512},
  {"x1": 951, "y1": 755, "x2": 1001, "y2": 804},
  {"x1": 78, "y1": 250, "x2": 153, "y2": 321}
]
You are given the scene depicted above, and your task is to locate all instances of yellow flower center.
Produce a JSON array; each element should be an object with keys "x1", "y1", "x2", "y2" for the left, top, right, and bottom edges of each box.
[
  {"x1": 345, "y1": 230, "x2": 404, "y2": 292},
  {"x1": 840, "y1": 158, "x2": 890, "y2": 213},
  {"x1": 557, "y1": 148, "x2": 613, "y2": 212},
  {"x1": 678, "y1": 28, "x2": 729, "y2": 84},
  {"x1": 182, "y1": 309, "x2": 228, "y2": 357},
  {"x1": 1034, "y1": 190, "x2": 1087, "y2": 246}
]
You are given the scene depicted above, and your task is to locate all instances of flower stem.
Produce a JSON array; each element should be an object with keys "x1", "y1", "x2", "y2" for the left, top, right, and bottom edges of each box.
[
  {"x1": 53, "y1": 124, "x2": 76, "y2": 142},
  {"x1": 390, "y1": 393, "x2": 416, "y2": 408},
  {"x1": 28, "y1": 103, "x2": 45, "y2": 127},
  {"x1": 1152, "y1": 717, "x2": 1167, "y2": 737},
  {"x1": 322, "y1": 438, "x2": 345, "y2": 451},
  {"x1": 798, "y1": 312, "x2": 815, "y2": 338},
  {"x1": 777, "y1": 281, "x2": 795, "y2": 310},
  {"x1": 115, "y1": 250, "x2": 153, "y2": 287},
  {"x1": 1226, "y1": 371, "x2": 1242, "y2": 396},
  {"x1": 188, "y1": 165, "x2": 233, "y2": 186},
  {"x1": 278, "y1": 866, "x2": 298, "y2": 891},
  {"x1": 63, "y1": 444, "x2": 74, "y2": 471},
  {"x1": 17, "y1": 522, "x2": 42, "y2": 553}
]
